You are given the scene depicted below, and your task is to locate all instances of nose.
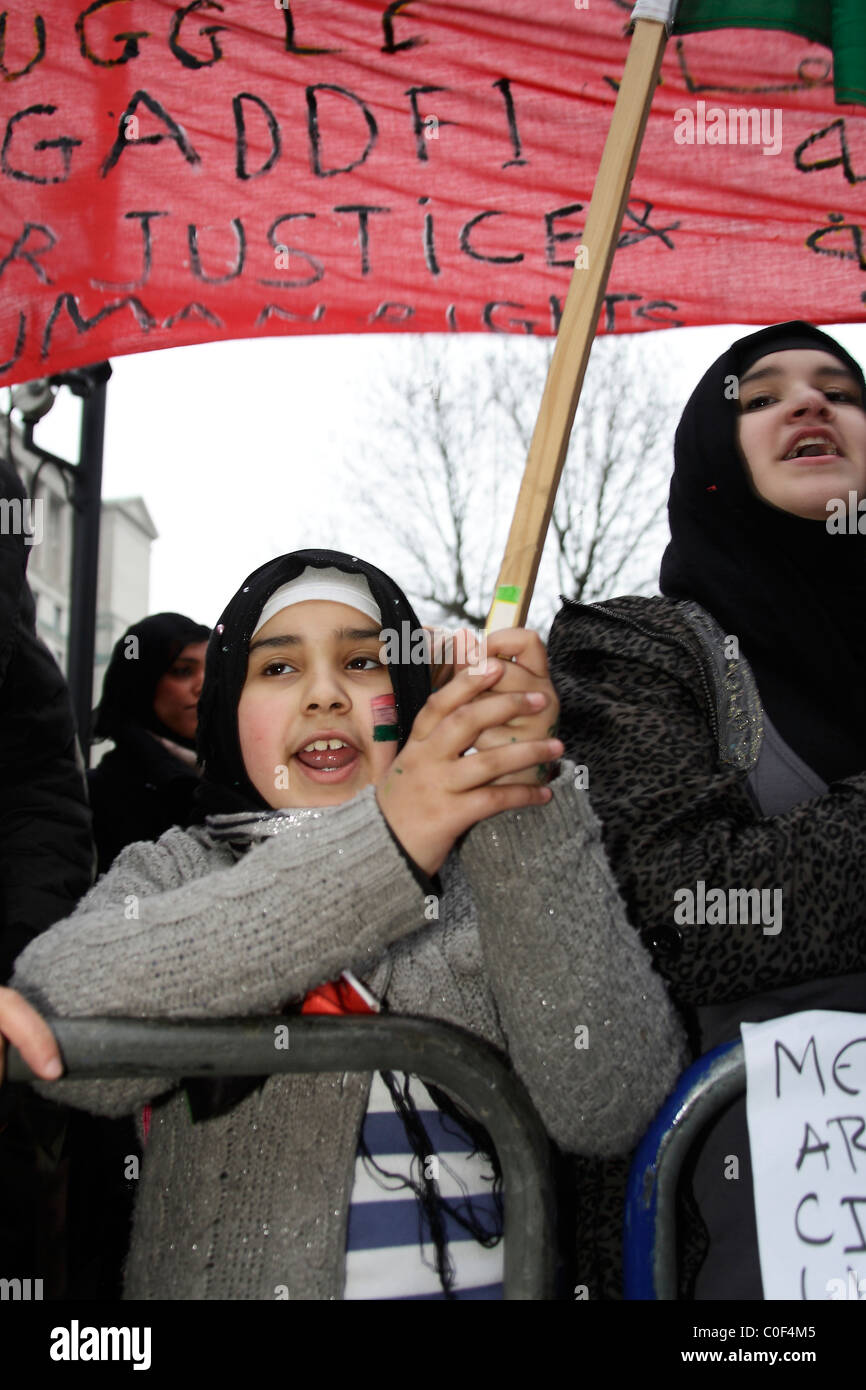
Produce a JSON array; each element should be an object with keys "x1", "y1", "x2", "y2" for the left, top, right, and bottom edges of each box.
[
  {"x1": 301, "y1": 664, "x2": 350, "y2": 714},
  {"x1": 788, "y1": 382, "x2": 833, "y2": 419},
  {"x1": 190, "y1": 666, "x2": 204, "y2": 699}
]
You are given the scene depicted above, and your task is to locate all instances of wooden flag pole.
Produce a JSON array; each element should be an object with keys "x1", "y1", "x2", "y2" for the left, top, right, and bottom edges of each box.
[{"x1": 486, "y1": 12, "x2": 672, "y2": 634}]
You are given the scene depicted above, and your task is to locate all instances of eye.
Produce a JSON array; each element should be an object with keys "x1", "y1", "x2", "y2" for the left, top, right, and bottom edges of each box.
[
  {"x1": 742, "y1": 393, "x2": 774, "y2": 412},
  {"x1": 346, "y1": 655, "x2": 381, "y2": 671},
  {"x1": 826, "y1": 388, "x2": 861, "y2": 405},
  {"x1": 262, "y1": 659, "x2": 296, "y2": 677}
]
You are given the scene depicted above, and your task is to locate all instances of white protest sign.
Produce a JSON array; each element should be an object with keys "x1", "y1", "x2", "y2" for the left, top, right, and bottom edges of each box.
[{"x1": 742, "y1": 1010, "x2": 866, "y2": 1301}]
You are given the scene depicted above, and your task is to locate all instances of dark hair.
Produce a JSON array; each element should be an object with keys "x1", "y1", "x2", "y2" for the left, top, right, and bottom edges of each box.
[{"x1": 93, "y1": 611, "x2": 210, "y2": 750}]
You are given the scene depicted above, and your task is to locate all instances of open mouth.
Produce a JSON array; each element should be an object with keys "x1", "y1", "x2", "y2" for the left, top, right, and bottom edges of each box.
[
  {"x1": 783, "y1": 435, "x2": 840, "y2": 462},
  {"x1": 294, "y1": 737, "x2": 360, "y2": 783}
]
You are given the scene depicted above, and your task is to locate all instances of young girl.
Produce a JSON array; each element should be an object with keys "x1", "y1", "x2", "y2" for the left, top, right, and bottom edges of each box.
[
  {"x1": 548, "y1": 322, "x2": 866, "y2": 1299},
  {"x1": 3, "y1": 548, "x2": 686, "y2": 1300}
]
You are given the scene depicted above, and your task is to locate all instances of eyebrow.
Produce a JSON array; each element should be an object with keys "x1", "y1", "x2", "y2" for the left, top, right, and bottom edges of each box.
[
  {"x1": 739, "y1": 364, "x2": 858, "y2": 389},
  {"x1": 248, "y1": 626, "x2": 382, "y2": 654}
]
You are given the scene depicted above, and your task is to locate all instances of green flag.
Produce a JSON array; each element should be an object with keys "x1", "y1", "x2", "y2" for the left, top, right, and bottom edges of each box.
[{"x1": 674, "y1": 1, "x2": 866, "y2": 107}]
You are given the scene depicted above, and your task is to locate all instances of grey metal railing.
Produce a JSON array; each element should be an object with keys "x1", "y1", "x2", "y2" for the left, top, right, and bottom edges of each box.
[{"x1": 8, "y1": 1013, "x2": 557, "y2": 1300}]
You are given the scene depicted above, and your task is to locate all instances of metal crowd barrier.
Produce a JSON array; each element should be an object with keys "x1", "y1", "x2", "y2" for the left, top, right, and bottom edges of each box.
[
  {"x1": 7, "y1": 1013, "x2": 557, "y2": 1300},
  {"x1": 624, "y1": 1039, "x2": 744, "y2": 1300}
]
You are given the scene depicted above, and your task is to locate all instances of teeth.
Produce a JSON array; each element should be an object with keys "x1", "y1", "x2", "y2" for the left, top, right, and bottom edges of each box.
[
  {"x1": 784, "y1": 436, "x2": 838, "y2": 460},
  {"x1": 302, "y1": 739, "x2": 348, "y2": 752}
]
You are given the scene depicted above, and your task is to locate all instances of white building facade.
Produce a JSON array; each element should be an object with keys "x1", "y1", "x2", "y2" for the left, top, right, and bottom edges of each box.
[{"x1": 8, "y1": 427, "x2": 157, "y2": 707}]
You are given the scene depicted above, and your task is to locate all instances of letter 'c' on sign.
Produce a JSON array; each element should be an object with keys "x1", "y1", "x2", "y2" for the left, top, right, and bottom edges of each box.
[{"x1": 794, "y1": 1192, "x2": 833, "y2": 1245}]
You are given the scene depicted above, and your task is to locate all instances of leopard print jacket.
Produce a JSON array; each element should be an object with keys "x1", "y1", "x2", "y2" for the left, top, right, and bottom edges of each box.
[{"x1": 547, "y1": 594, "x2": 866, "y2": 1299}]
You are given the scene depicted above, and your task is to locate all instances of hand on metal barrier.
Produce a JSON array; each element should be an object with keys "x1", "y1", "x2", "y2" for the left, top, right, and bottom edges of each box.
[
  {"x1": 2, "y1": 1012, "x2": 556, "y2": 1299},
  {"x1": 0, "y1": 985, "x2": 63, "y2": 1084}
]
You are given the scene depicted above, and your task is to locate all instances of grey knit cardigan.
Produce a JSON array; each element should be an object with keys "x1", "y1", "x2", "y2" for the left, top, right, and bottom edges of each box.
[{"x1": 12, "y1": 767, "x2": 686, "y2": 1300}]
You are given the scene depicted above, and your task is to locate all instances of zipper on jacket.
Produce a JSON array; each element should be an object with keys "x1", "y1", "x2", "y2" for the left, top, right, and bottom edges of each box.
[{"x1": 564, "y1": 599, "x2": 720, "y2": 748}]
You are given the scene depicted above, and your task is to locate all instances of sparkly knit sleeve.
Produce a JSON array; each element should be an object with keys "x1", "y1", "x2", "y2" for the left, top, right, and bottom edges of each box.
[
  {"x1": 10, "y1": 785, "x2": 427, "y2": 1116},
  {"x1": 456, "y1": 762, "x2": 688, "y2": 1158}
]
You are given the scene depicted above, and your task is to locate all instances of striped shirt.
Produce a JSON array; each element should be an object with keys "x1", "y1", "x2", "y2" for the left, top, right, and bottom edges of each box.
[{"x1": 343, "y1": 1072, "x2": 504, "y2": 1300}]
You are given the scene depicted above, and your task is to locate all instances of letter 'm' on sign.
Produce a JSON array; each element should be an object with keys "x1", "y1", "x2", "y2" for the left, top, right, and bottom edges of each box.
[{"x1": 775, "y1": 1036, "x2": 826, "y2": 1099}]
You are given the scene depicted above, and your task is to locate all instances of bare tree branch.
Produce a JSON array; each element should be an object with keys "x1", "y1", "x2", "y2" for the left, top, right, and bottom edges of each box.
[{"x1": 355, "y1": 334, "x2": 679, "y2": 631}]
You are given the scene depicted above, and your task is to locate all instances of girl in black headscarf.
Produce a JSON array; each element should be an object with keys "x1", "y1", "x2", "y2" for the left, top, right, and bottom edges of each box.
[
  {"x1": 7, "y1": 547, "x2": 686, "y2": 1300},
  {"x1": 192, "y1": 550, "x2": 431, "y2": 819},
  {"x1": 88, "y1": 612, "x2": 210, "y2": 874},
  {"x1": 660, "y1": 320, "x2": 866, "y2": 787},
  {"x1": 548, "y1": 321, "x2": 866, "y2": 1300}
]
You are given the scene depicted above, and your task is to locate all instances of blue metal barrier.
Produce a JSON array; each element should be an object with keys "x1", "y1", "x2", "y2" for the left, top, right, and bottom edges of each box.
[
  {"x1": 624, "y1": 1038, "x2": 744, "y2": 1300},
  {"x1": 7, "y1": 1013, "x2": 557, "y2": 1300}
]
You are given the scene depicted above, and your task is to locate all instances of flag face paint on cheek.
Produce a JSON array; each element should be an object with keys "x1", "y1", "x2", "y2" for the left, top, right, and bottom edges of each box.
[{"x1": 371, "y1": 693, "x2": 399, "y2": 742}]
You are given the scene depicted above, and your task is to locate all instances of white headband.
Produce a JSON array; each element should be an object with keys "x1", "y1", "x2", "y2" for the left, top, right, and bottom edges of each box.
[{"x1": 252, "y1": 566, "x2": 383, "y2": 636}]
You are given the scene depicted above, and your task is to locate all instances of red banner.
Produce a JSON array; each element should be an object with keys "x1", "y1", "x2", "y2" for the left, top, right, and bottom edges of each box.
[{"x1": 1, "y1": 0, "x2": 864, "y2": 382}]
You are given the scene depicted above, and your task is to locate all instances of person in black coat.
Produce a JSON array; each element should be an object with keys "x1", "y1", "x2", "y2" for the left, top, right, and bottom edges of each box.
[
  {"x1": 0, "y1": 460, "x2": 93, "y2": 978},
  {"x1": 0, "y1": 452, "x2": 93, "y2": 1297},
  {"x1": 548, "y1": 322, "x2": 866, "y2": 1299},
  {"x1": 88, "y1": 613, "x2": 210, "y2": 875}
]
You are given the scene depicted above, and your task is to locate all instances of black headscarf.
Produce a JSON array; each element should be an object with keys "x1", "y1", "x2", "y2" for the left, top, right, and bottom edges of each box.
[
  {"x1": 94, "y1": 612, "x2": 211, "y2": 752},
  {"x1": 193, "y1": 548, "x2": 431, "y2": 818},
  {"x1": 659, "y1": 321, "x2": 866, "y2": 784}
]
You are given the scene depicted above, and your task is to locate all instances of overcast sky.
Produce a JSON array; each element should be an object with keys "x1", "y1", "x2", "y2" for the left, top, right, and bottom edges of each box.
[{"x1": 27, "y1": 321, "x2": 866, "y2": 632}]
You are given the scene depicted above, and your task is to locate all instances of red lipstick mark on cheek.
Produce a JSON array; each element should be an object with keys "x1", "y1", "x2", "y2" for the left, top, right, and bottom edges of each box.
[{"x1": 371, "y1": 693, "x2": 398, "y2": 742}]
